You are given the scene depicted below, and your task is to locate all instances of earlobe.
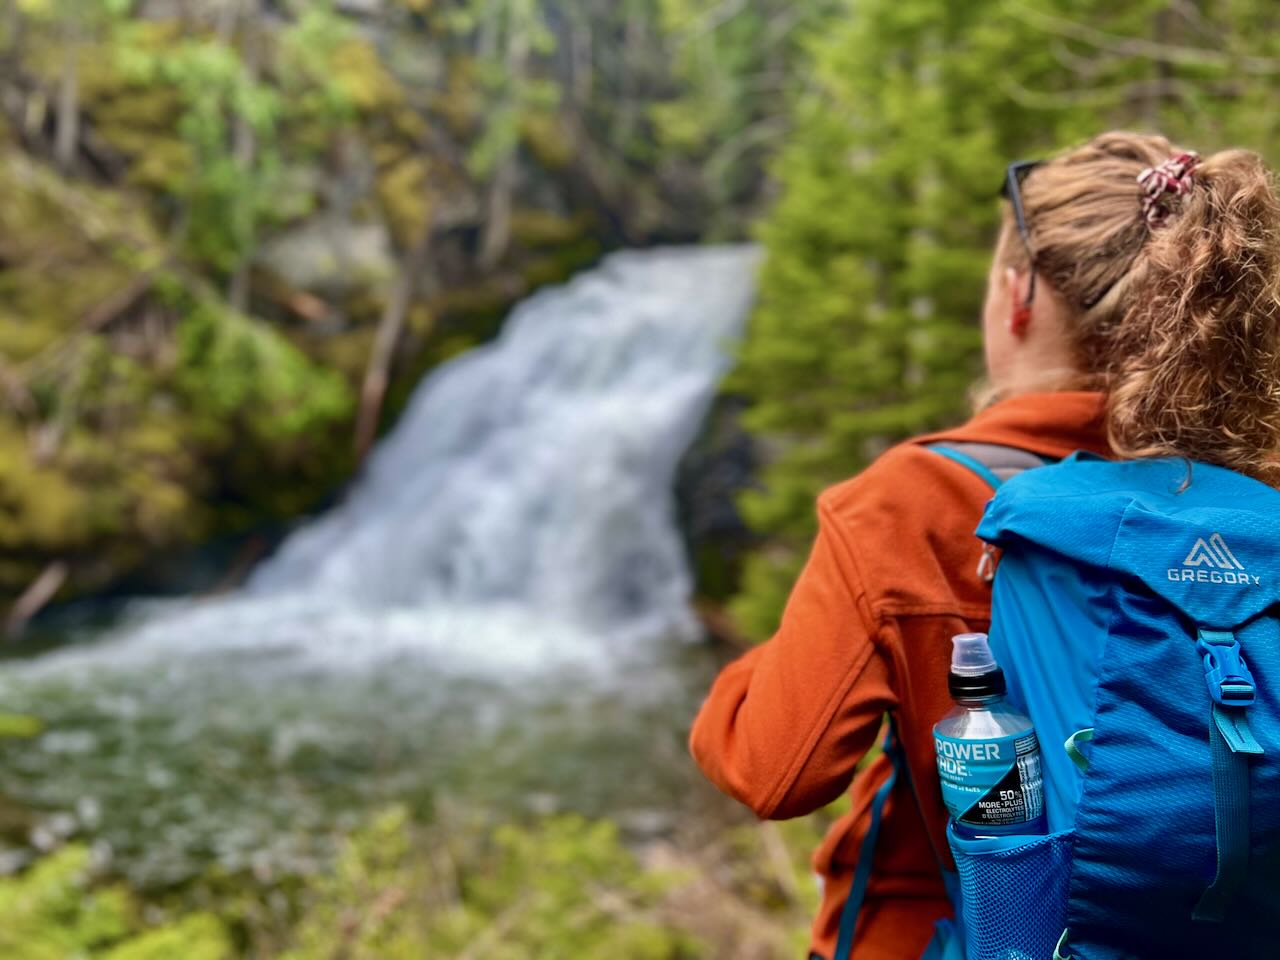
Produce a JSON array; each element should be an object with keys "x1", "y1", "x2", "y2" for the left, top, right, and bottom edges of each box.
[
  {"x1": 1011, "y1": 303, "x2": 1032, "y2": 336},
  {"x1": 1005, "y1": 267, "x2": 1032, "y2": 337}
]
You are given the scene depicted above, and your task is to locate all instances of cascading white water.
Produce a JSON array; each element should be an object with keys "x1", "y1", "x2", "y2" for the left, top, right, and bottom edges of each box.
[
  {"x1": 0, "y1": 246, "x2": 762, "y2": 884},
  {"x1": 252, "y1": 244, "x2": 760, "y2": 628}
]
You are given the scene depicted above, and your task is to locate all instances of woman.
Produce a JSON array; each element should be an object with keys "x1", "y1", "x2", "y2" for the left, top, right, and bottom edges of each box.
[{"x1": 689, "y1": 130, "x2": 1280, "y2": 959}]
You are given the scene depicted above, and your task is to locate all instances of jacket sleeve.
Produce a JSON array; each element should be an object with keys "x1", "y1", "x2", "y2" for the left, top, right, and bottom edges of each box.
[{"x1": 688, "y1": 493, "x2": 897, "y2": 820}]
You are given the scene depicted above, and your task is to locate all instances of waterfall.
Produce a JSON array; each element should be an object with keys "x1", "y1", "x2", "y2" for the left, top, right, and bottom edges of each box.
[
  {"x1": 26, "y1": 245, "x2": 762, "y2": 675},
  {"x1": 0, "y1": 246, "x2": 762, "y2": 884}
]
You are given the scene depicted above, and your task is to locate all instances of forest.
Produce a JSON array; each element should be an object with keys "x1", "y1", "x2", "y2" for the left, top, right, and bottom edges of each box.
[{"x1": 1, "y1": 0, "x2": 1279, "y2": 956}]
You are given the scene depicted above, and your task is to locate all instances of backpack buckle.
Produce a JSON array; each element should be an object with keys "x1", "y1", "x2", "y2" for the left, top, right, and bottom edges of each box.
[{"x1": 1197, "y1": 630, "x2": 1256, "y2": 707}]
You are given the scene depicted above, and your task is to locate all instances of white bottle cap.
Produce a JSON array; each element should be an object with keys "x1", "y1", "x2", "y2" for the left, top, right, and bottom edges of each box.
[{"x1": 950, "y1": 632, "x2": 998, "y2": 677}]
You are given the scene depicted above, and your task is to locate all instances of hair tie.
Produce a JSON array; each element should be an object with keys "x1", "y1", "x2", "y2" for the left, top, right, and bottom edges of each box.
[{"x1": 1137, "y1": 151, "x2": 1201, "y2": 227}]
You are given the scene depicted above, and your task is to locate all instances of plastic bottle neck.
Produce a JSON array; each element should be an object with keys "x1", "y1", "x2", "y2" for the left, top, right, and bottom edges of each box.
[{"x1": 953, "y1": 693, "x2": 1005, "y2": 707}]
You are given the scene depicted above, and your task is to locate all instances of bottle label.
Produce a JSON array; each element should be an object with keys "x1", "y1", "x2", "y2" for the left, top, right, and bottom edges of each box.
[{"x1": 934, "y1": 728, "x2": 1044, "y2": 828}]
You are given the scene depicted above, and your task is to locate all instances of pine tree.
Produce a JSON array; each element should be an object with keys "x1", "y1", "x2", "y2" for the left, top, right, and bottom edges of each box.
[{"x1": 729, "y1": 0, "x2": 1280, "y2": 639}]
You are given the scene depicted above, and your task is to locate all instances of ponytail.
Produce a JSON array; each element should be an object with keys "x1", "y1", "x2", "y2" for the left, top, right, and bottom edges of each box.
[
  {"x1": 1107, "y1": 148, "x2": 1280, "y2": 482},
  {"x1": 1004, "y1": 132, "x2": 1280, "y2": 484}
]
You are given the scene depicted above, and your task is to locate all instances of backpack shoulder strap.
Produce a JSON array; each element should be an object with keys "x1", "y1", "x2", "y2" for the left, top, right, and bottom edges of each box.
[
  {"x1": 926, "y1": 441, "x2": 1054, "y2": 490},
  {"x1": 832, "y1": 443, "x2": 1059, "y2": 958},
  {"x1": 832, "y1": 720, "x2": 903, "y2": 960}
]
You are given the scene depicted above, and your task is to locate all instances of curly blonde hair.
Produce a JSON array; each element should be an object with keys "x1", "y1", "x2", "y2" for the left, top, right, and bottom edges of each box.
[{"x1": 999, "y1": 130, "x2": 1280, "y2": 484}]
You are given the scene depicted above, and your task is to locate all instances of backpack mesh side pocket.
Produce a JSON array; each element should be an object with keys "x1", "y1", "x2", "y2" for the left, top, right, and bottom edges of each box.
[{"x1": 948, "y1": 826, "x2": 1073, "y2": 960}]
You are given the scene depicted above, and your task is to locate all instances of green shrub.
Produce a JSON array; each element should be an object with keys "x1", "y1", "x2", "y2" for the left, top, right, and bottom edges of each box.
[
  {"x1": 0, "y1": 846, "x2": 232, "y2": 960},
  {"x1": 280, "y1": 809, "x2": 699, "y2": 960}
]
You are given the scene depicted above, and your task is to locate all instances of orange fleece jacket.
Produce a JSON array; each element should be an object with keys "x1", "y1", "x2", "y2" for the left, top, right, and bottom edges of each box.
[{"x1": 689, "y1": 392, "x2": 1111, "y2": 959}]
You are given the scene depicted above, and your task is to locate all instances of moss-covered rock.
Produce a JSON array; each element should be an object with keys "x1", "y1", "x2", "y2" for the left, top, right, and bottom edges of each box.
[{"x1": 0, "y1": 154, "x2": 353, "y2": 600}]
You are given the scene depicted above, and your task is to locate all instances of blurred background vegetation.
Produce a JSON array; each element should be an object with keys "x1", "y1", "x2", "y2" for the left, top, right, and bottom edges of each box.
[{"x1": 2, "y1": 0, "x2": 1280, "y2": 956}]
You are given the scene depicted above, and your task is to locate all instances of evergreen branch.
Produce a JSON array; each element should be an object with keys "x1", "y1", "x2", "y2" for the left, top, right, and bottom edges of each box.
[
  {"x1": 1048, "y1": 39, "x2": 1109, "y2": 81},
  {"x1": 691, "y1": 0, "x2": 752, "y2": 40},
  {"x1": 1166, "y1": 0, "x2": 1226, "y2": 45},
  {"x1": 999, "y1": 74, "x2": 1209, "y2": 111},
  {"x1": 1005, "y1": 1, "x2": 1280, "y2": 75},
  {"x1": 705, "y1": 114, "x2": 789, "y2": 185}
]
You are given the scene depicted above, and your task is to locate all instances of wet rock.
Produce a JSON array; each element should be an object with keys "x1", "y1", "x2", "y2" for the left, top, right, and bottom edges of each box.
[{"x1": 675, "y1": 393, "x2": 761, "y2": 605}]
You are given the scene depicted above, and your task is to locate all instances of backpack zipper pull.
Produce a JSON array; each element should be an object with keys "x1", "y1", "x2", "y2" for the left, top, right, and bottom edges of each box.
[{"x1": 977, "y1": 543, "x2": 998, "y2": 583}]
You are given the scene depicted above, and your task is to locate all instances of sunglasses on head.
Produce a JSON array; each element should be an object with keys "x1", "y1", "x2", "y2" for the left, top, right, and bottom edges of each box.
[
  {"x1": 1001, "y1": 160, "x2": 1045, "y2": 309},
  {"x1": 1001, "y1": 159, "x2": 1118, "y2": 311}
]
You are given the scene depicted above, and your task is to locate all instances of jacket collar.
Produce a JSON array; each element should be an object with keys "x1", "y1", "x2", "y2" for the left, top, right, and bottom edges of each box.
[{"x1": 916, "y1": 391, "x2": 1110, "y2": 460}]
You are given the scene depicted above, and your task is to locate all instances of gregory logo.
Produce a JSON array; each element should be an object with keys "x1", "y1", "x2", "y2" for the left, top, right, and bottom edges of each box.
[{"x1": 1168, "y1": 533, "x2": 1259, "y2": 585}]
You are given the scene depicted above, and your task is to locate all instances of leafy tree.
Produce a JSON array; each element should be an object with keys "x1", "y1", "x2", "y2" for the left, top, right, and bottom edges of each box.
[{"x1": 113, "y1": 5, "x2": 358, "y2": 296}]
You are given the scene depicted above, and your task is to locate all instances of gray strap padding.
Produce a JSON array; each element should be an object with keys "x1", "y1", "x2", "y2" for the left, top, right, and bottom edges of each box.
[{"x1": 929, "y1": 441, "x2": 1051, "y2": 483}]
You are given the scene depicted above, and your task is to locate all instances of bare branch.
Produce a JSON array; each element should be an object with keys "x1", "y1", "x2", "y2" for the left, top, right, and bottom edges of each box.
[{"x1": 5, "y1": 561, "x2": 69, "y2": 640}]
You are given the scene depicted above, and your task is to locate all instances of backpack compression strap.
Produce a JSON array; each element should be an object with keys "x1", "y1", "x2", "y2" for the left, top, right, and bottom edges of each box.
[{"x1": 1193, "y1": 628, "x2": 1264, "y2": 922}]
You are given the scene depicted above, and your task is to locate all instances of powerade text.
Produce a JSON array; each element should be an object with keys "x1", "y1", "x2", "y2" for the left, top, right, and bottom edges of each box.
[{"x1": 935, "y1": 737, "x2": 1001, "y2": 776}]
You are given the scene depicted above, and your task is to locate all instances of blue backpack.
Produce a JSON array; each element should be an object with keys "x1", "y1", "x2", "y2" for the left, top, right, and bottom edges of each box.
[{"x1": 833, "y1": 448, "x2": 1280, "y2": 960}]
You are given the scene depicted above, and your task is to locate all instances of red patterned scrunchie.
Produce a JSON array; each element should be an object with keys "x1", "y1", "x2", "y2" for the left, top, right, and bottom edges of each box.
[{"x1": 1137, "y1": 151, "x2": 1201, "y2": 227}]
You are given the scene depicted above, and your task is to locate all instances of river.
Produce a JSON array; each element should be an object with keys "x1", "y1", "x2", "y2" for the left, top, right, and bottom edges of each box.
[{"x1": 0, "y1": 245, "x2": 762, "y2": 887}]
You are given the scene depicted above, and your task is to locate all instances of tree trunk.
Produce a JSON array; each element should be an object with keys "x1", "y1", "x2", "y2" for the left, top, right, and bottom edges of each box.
[
  {"x1": 2, "y1": 1, "x2": 24, "y2": 60},
  {"x1": 227, "y1": 0, "x2": 260, "y2": 312},
  {"x1": 354, "y1": 224, "x2": 434, "y2": 462},
  {"x1": 478, "y1": 14, "x2": 530, "y2": 270},
  {"x1": 478, "y1": 149, "x2": 516, "y2": 271},
  {"x1": 215, "y1": 0, "x2": 239, "y2": 41},
  {"x1": 54, "y1": 13, "x2": 78, "y2": 174},
  {"x1": 610, "y1": 10, "x2": 643, "y2": 149},
  {"x1": 570, "y1": 5, "x2": 592, "y2": 106},
  {"x1": 477, "y1": 0, "x2": 499, "y2": 62},
  {"x1": 1143, "y1": 8, "x2": 1175, "y2": 126}
]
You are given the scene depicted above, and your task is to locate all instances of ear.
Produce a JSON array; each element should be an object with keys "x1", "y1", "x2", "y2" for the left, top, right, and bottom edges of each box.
[{"x1": 1004, "y1": 267, "x2": 1032, "y2": 337}]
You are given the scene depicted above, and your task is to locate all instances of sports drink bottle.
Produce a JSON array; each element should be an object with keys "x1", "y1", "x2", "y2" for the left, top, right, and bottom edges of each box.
[{"x1": 933, "y1": 632, "x2": 1046, "y2": 840}]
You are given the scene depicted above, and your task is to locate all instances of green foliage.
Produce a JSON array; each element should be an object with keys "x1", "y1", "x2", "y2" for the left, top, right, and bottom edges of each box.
[
  {"x1": 174, "y1": 298, "x2": 352, "y2": 443},
  {"x1": 730, "y1": 0, "x2": 1280, "y2": 638},
  {"x1": 96, "y1": 3, "x2": 393, "y2": 275},
  {"x1": 0, "y1": 808, "x2": 824, "y2": 959},
  {"x1": 0, "y1": 846, "x2": 231, "y2": 960},
  {"x1": 280, "y1": 808, "x2": 698, "y2": 960},
  {"x1": 119, "y1": 39, "x2": 280, "y2": 270},
  {"x1": 652, "y1": 0, "x2": 842, "y2": 235},
  {"x1": 13, "y1": 0, "x2": 130, "y2": 30},
  {"x1": 450, "y1": 0, "x2": 562, "y2": 180},
  {"x1": 0, "y1": 714, "x2": 44, "y2": 739},
  {"x1": 0, "y1": 152, "x2": 352, "y2": 589},
  {"x1": 276, "y1": 6, "x2": 362, "y2": 124}
]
